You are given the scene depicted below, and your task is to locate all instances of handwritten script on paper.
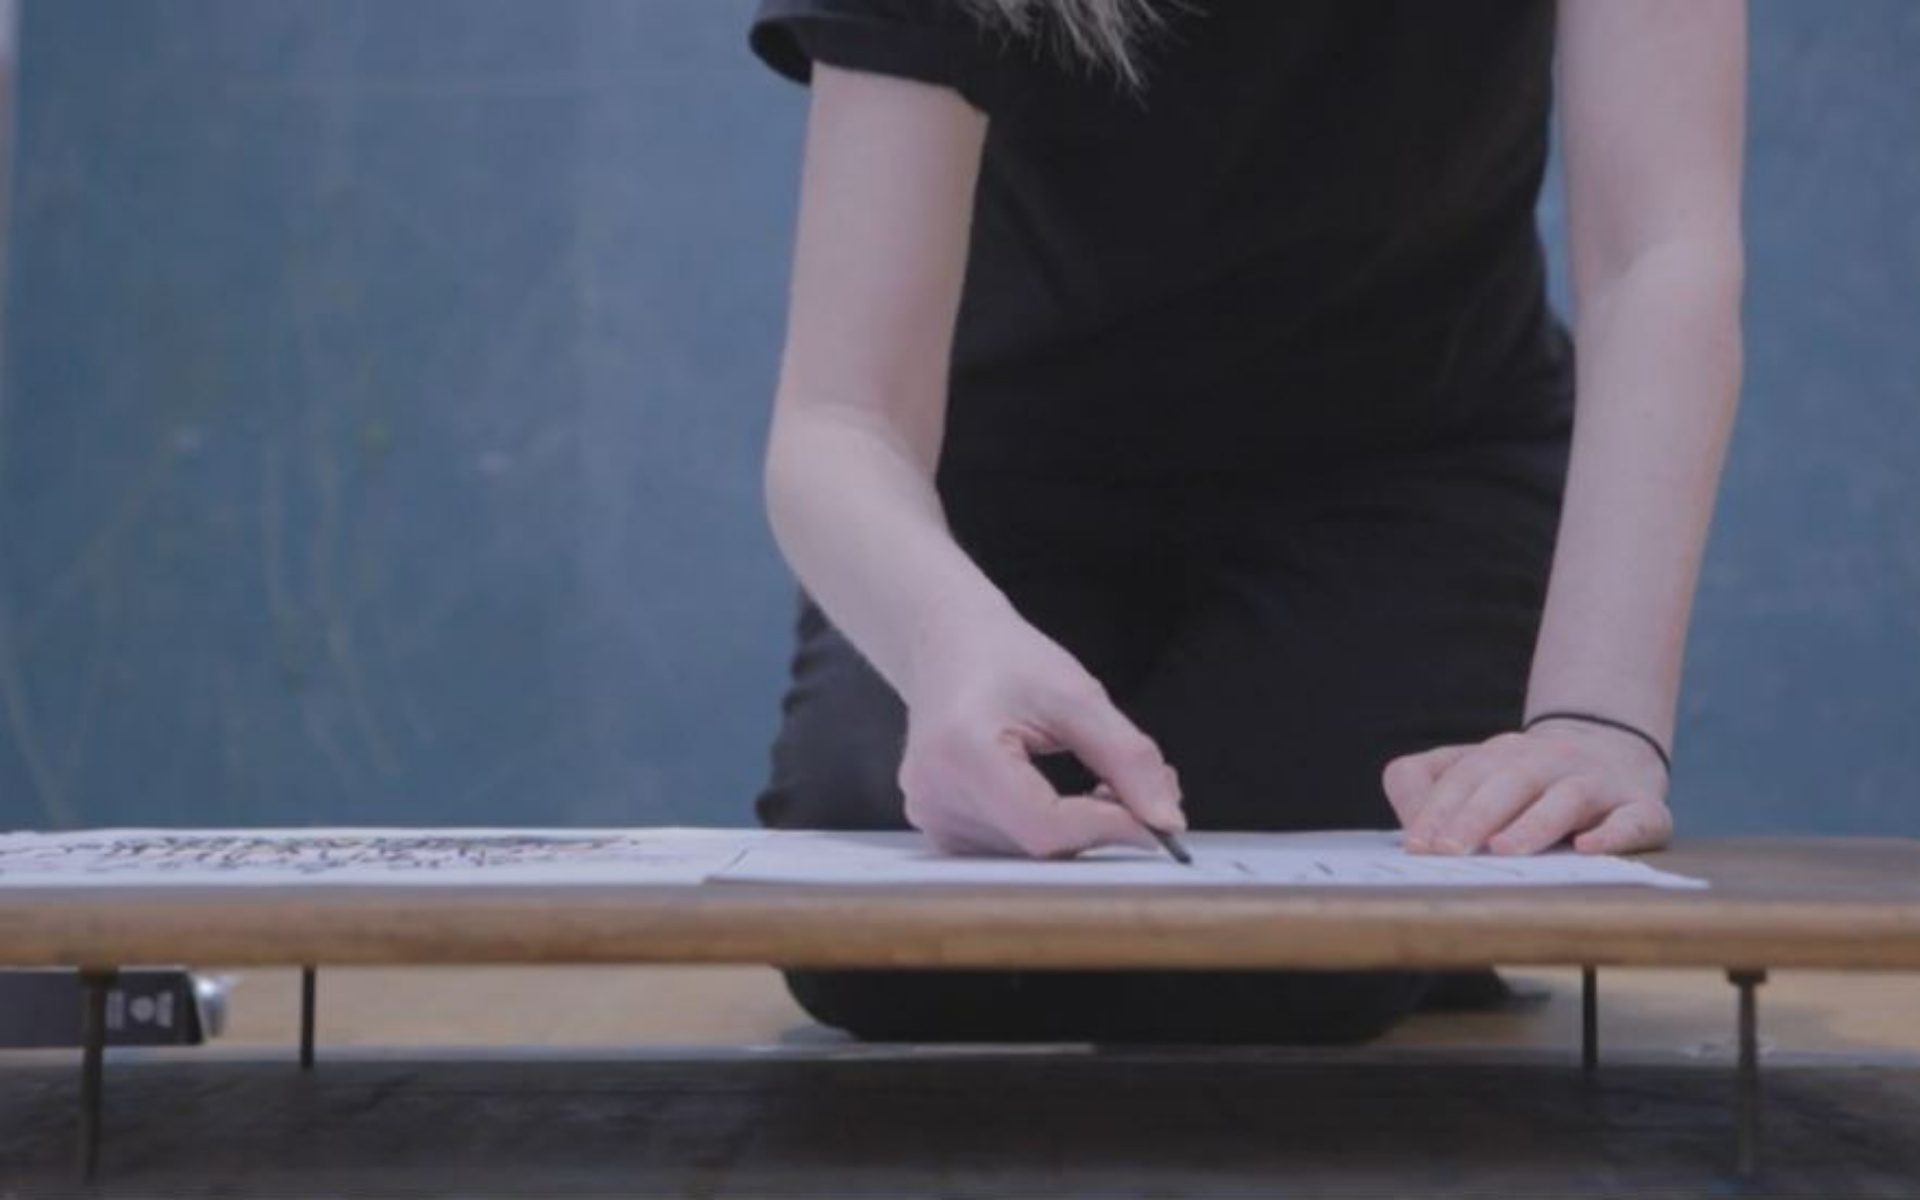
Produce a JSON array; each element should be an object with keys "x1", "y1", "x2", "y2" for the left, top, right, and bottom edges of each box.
[
  {"x1": 0, "y1": 828, "x2": 762, "y2": 887},
  {"x1": 0, "y1": 828, "x2": 1706, "y2": 889}
]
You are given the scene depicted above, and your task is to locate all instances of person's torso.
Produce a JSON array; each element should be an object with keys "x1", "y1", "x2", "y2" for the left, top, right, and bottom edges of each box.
[{"x1": 943, "y1": 0, "x2": 1573, "y2": 476}]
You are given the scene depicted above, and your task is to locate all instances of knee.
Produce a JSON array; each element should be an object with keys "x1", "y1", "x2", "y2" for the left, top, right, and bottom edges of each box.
[
  {"x1": 755, "y1": 743, "x2": 904, "y2": 831},
  {"x1": 756, "y1": 602, "x2": 910, "y2": 831},
  {"x1": 1105, "y1": 971, "x2": 1428, "y2": 1045},
  {"x1": 781, "y1": 970, "x2": 911, "y2": 1040},
  {"x1": 1256, "y1": 971, "x2": 1428, "y2": 1045},
  {"x1": 781, "y1": 970, "x2": 1054, "y2": 1042},
  {"x1": 783, "y1": 969, "x2": 1427, "y2": 1046}
]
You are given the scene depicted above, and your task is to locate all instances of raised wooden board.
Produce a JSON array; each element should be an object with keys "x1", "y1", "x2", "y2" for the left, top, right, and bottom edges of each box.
[{"x1": 3, "y1": 838, "x2": 1919, "y2": 971}]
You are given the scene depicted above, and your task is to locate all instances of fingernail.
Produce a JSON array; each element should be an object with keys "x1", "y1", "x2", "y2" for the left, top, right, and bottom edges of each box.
[
  {"x1": 1155, "y1": 776, "x2": 1185, "y2": 828},
  {"x1": 1434, "y1": 838, "x2": 1466, "y2": 856}
]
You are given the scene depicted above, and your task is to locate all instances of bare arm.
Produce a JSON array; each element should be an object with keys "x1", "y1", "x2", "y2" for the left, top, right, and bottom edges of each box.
[
  {"x1": 764, "y1": 65, "x2": 1001, "y2": 696},
  {"x1": 765, "y1": 65, "x2": 1183, "y2": 855},
  {"x1": 1388, "y1": 0, "x2": 1746, "y2": 855},
  {"x1": 1527, "y1": 0, "x2": 1747, "y2": 749}
]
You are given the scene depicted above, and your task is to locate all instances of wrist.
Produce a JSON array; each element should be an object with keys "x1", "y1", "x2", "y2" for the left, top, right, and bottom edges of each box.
[
  {"x1": 900, "y1": 583, "x2": 1021, "y2": 703},
  {"x1": 1523, "y1": 710, "x2": 1674, "y2": 777}
]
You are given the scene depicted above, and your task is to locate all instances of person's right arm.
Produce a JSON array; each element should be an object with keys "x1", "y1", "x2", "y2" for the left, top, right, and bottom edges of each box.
[{"x1": 764, "y1": 64, "x2": 1185, "y2": 857}]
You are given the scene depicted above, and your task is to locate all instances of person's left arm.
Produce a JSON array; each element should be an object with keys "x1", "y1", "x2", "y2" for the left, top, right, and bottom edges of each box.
[{"x1": 1384, "y1": 0, "x2": 1747, "y2": 856}]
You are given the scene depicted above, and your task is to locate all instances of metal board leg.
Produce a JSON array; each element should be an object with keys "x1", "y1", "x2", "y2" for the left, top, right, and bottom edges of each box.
[
  {"x1": 1581, "y1": 966, "x2": 1598, "y2": 1077},
  {"x1": 1729, "y1": 968, "x2": 1768, "y2": 1180},
  {"x1": 300, "y1": 966, "x2": 317, "y2": 1070},
  {"x1": 77, "y1": 968, "x2": 116, "y2": 1182}
]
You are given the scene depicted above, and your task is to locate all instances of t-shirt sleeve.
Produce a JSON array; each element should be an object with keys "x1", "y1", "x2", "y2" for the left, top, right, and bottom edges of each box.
[{"x1": 750, "y1": 0, "x2": 1038, "y2": 115}]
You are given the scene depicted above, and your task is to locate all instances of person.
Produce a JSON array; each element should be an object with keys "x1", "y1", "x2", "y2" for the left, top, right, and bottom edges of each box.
[{"x1": 746, "y1": 0, "x2": 1746, "y2": 1043}]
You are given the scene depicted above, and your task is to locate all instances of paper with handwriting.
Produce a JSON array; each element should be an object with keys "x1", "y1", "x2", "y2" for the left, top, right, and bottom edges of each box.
[
  {"x1": 0, "y1": 827, "x2": 764, "y2": 887},
  {"x1": 0, "y1": 828, "x2": 1705, "y2": 889}
]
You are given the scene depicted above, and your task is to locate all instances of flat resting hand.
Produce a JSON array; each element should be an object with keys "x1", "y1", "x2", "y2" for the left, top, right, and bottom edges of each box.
[
  {"x1": 1382, "y1": 723, "x2": 1674, "y2": 857},
  {"x1": 898, "y1": 611, "x2": 1186, "y2": 859}
]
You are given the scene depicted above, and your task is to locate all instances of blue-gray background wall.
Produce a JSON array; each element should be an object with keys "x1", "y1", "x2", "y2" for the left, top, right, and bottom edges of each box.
[{"x1": 1, "y1": 1, "x2": 1915, "y2": 833}]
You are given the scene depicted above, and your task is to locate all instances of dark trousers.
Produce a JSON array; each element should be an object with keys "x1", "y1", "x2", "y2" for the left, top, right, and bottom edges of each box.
[{"x1": 755, "y1": 432, "x2": 1571, "y2": 1043}]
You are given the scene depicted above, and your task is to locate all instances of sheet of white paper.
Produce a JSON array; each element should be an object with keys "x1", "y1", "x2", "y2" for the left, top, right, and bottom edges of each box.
[
  {"x1": 0, "y1": 827, "x2": 769, "y2": 887},
  {"x1": 715, "y1": 830, "x2": 1709, "y2": 890},
  {"x1": 0, "y1": 828, "x2": 1708, "y2": 890}
]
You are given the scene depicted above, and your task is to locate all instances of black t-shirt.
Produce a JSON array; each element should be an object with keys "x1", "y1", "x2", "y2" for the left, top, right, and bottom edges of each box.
[{"x1": 752, "y1": 0, "x2": 1574, "y2": 476}]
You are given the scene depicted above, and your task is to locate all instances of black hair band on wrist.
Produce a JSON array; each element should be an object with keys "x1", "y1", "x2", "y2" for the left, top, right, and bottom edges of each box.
[{"x1": 1523, "y1": 710, "x2": 1673, "y2": 775}]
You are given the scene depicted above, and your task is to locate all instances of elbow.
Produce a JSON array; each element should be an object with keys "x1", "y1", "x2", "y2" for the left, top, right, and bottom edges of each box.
[
  {"x1": 757, "y1": 387, "x2": 912, "y2": 547},
  {"x1": 1583, "y1": 222, "x2": 1744, "y2": 304},
  {"x1": 1576, "y1": 230, "x2": 1746, "y2": 346},
  {"x1": 758, "y1": 375, "x2": 946, "y2": 558},
  {"x1": 1684, "y1": 228, "x2": 1746, "y2": 318},
  {"x1": 761, "y1": 396, "x2": 809, "y2": 555}
]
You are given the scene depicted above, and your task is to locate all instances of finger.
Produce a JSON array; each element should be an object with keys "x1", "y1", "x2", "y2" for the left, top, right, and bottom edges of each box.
[
  {"x1": 1574, "y1": 799, "x2": 1674, "y2": 855},
  {"x1": 1429, "y1": 767, "x2": 1552, "y2": 856},
  {"x1": 901, "y1": 746, "x2": 1006, "y2": 855},
  {"x1": 1050, "y1": 691, "x2": 1184, "y2": 831},
  {"x1": 1381, "y1": 744, "x2": 1474, "y2": 828},
  {"x1": 1487, "y1": 777, "x2": 1607, "y2": 856},
  {"x1": 1405, "y1": 739, "x2": 1512, "y2": 852},
  {"x1": 911, "y1": 796, "x2": 1024, "y2": 858},
  {"x1": 985, "y1": 750, "x2": 1160, "y2": 858},
  {"x1": 1045, "y1": 793, "x2": 1166, "y2": 856},
  {"x1": 902, "y1": 733, "x2": 1075, "y2": 858}
]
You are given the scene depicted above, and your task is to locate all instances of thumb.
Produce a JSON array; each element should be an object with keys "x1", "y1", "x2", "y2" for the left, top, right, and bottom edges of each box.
[{"x1": 1050, "y1": 689, "x2": 1184, "y2": 832}]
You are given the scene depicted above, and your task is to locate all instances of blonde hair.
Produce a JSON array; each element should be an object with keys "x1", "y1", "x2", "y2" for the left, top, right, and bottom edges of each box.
[{"x1": 960, "y1": 0, "x2": 1169, "y2": 87}]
